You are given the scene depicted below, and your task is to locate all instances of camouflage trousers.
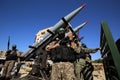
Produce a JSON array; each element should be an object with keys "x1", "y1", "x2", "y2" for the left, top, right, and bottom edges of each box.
[
  {"x1": 2, "y1": 60, "x2": 15, "y2": 78},
  {"x1": 50, "y1": 62, "x2": 75, "y2": 80},
  {"x1": 74, "y1": 58, "x2": 86, "y2": 80}
]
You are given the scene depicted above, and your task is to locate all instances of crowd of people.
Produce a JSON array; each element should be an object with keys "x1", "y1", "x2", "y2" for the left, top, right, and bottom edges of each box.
[{"x1": 0, "y1": 27, "x2": 100, "y2": 80}]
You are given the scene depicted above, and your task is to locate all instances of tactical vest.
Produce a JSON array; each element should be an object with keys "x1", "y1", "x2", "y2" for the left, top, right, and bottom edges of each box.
[
  {"x1": 50, "y1": 45, "x2": 76, "y2": 62},
  {"x1": 6, "y1": 50, "x2": 18, "y2": 60}
]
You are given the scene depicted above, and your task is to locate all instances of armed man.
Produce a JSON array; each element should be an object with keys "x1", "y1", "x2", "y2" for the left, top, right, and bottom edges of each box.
[
  {"x1": 74, "y1": 43, "x2": 100, "y2": 80},
  {"x1": 45, "y1": 27, "x2": 76, "y2": 80},
  {"x1": 67, "y1": 33, "x2": 100, "y2": 80},
  {"x1": 49, "y1": 38, "x2": 77, "y2": 80},
  {"x1": 1, "y1": 44, "x2": 21, "y2": 80}
]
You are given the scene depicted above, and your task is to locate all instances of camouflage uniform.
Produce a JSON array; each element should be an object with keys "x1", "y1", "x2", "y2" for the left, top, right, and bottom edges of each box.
[
  {"x1": 2, "y1": 45, "x2": 20, "y2": 79},
  {"x1": 74, "y1": 45, "x2": 99, "y2": 80},
  {"x1": 74, "y1": 58, "x2": 85, "y2": 80},
  {"x1": 85, "y1": 53, "x2": 92, "y2": 63},
  {"x1": 49, "y1": 38, "x2": 76, "y2": 80},
  {"x1": 2, "y1": 60, "x2": 15, "y2": 78},
  {"x1": 51, "y1": 62, "x2": 75, "y2": 80},
  {"x1": 83, "y1": 53, "x2": 94, "y2": 80}
]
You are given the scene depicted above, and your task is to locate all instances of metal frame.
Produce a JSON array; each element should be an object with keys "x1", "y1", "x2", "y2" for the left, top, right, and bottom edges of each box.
[{"x1": 100, "y1": 21, "x2": 120, "y2": 80}]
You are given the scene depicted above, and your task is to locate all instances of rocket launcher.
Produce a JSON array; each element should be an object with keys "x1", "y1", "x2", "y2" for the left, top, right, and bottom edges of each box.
[{"x1": 21, "y1": 3, "x2": 86, "y2": 60}]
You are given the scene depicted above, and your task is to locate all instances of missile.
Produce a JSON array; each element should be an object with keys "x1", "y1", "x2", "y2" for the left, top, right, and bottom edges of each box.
[
  {"x1": 51, "y1": 3, "x2": 86, "y2": 31},
  {"x1": 64, "y1": 3, "x2": 86, "y2": 22}
]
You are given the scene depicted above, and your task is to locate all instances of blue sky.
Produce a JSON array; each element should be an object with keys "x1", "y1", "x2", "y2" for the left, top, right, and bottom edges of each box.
[{"x1": 0, "y1": 0, "x2": 120, "y2": 60}]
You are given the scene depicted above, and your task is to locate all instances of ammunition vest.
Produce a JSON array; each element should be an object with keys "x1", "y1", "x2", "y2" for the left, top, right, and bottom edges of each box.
[{"x1": 50, "y1": 45, "x2": 76, "y2": 62}]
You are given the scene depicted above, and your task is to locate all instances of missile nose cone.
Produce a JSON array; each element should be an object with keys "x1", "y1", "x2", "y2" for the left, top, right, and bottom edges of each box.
[
  {"x1": 64, "y1": 3, "x2": 86, "y2": 22},
  {"x1": 81, "y1": 3, "x2": 86, "y2": 9},
  {"x1": 85, "y1": 21, "x2": 89, "y2": 24}
]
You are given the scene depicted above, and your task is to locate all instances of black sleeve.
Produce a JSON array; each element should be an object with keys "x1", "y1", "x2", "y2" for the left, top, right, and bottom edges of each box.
[{"x1": 50, "y1": 48, "x2": 57, "y2": 61}]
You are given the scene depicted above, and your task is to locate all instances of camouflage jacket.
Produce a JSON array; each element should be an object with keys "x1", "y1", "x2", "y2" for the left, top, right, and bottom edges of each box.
[{"x1": 74, "y1": 45, "x2": 99, "y2": 54}]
